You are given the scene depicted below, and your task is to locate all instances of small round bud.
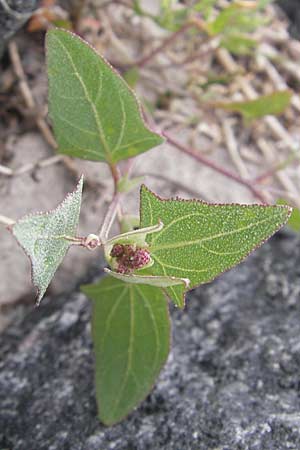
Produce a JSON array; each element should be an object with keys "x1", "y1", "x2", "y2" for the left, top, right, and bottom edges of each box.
[
  {"x1": 110, "y1": 244, "x2": 124, "y2": 257},
  {"x1": 116, "y1": 263, "x2": 130, "y2": 274},
  {"x1": 84, "y1": 234, "x2": 100, "y2": 251},
  {"x1": 132, "y1": 248, "x2": 150, "y2": 269},
  {"x1": 123, "y1": 245, "x2": 135, "y2": 257}
]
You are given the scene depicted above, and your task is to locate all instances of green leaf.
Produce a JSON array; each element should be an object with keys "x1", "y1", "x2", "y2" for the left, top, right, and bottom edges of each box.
[
  {"x1": 81, "y1": 277, "x2": 170, "y2": 425},
  {"x1": 215, "y1": 90, "x2": 292, "y2": 120},
  {"x1": 11, "y1": 177, "x2": 83, "y2": 304},
  {"x1": 123, "y1": 67, "x2": 140, "y2": 88},
  {"x1": 206, "y1": 2, "x2": 269, "y2": 36},
  {"x1": 277, "y1": 199, "x2": 300, "y2": 232},
  {"x1": 46, "y1": 29, "x2": 163, "y2": 164},
  {"x1": 156, "y1": 7, "x2": 188, "y2": 32},
  {"x1": 140, "y1": 185, "x2": 292, "y2": 307},
  {"x1": 206, "y1": 4, "x2": 244, "y2": 35},
  {"x1": 221, "y1": 33, "x2": 257, "y2": 56},
  {"x1": 193, "y1": 0, "x2": 217, "y2": 20}
]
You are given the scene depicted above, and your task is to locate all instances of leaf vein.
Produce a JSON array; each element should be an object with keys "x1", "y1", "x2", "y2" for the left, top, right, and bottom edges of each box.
[
  {"x1": 111, "y1": 91, "x2": 126, "y2": 154},
  {"x1": 110, "y1": 284, "x2": 135, "y2": 417},
  {"x1": 153, "y1": 255, "x2": 210, "y2": 274},
  {"x1": 53, "y1": 35, "x2": 111, "y2": 161},
  {"x1": 100, "y1": 287, "x2": 128, "y2": 348},
  {"x1": 136, "y1": 285, "x2": 161, "y2": 376},
  {"x1": 55, "y1": 112, "x2": 98, "y2": 136},
  {"x1": 151, "y1": 212, "x2": 207, "y2": 244},
  {"x1": 151, "y1": 217, "x2": 272, "y2": 252}
]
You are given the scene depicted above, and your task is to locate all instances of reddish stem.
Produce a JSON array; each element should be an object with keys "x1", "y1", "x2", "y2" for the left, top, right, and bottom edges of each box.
[
  {"x1": 132, "y1": 22, "x2": 193, "y2": 69},
  {"x1": 163, "y1": 131, "x2": 267, "y2": 204},
  {"x1": 253, "y1": 168, "x2": 277, "y2": 184},
  {"x1": 109, "y1": 163, "x2": 121, "y2": 194}
]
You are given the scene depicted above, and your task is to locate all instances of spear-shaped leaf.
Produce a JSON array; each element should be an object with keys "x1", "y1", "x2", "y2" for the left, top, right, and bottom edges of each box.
[
  {"x1": 140, "y1": 185, "x2": 292, "y2": 307},
  {"x1": 46, "y1": 29, "x2": 163, "y2": 164},
  {"x1": 81, "y1": 276, "x2": 170, "y2": 425},
  {"x1": 11, "y1": 177, "x2": 83, "y2": 304},
  {"x1": 214, "y1": 90, "x2": 292, "y2": 120}
]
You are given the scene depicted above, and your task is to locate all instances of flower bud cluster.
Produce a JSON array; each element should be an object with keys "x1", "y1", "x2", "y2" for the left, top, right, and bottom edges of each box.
[{"x1": 110, "y1": 243, "x2": 151, "y2": 274}]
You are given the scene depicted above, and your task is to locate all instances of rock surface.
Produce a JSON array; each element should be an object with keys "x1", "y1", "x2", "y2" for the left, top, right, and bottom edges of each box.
[
  {"x1": 277, "y1": 0, "x2": 300, "y2": 38},
  {"x1": 0, "y1": 0, "x2": 40, "y2": 57},
  {"x1": 1, "y1": 231, "x2": 300, "y2": 450}
]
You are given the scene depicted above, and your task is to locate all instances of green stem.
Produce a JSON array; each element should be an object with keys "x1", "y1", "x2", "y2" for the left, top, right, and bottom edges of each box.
[
  {"x1": 99, "y1": 193, "x2": 121, "y2": 241},
  {"x1": 109, "y1": 163, "x2": 121, "y2": 194}
]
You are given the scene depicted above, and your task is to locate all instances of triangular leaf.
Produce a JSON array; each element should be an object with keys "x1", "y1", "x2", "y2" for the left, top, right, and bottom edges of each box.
[
  {"x1": 81, "y1": 276, "x2": 170, "y2": 425},
  {"x1": 46, "y1": 29, "x2": 163, "y2": 164},
  {"x1": 140, "y1": 185, "x2": 291, "y2": 306},
  {"x1": 11, "y1": 177, "x2": 83, "y2": 304}
]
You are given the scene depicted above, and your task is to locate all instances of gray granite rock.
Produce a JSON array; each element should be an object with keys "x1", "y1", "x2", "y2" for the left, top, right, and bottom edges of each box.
[
  {"x1": 0, "y1": 0, "x2": 41, "y2": 57},
  {"x1": 277, "y1": 0, "x2": 300, "y2": 38},
  {"x1": 1, "y1": 231, "x2": 300, "y2": 450}
]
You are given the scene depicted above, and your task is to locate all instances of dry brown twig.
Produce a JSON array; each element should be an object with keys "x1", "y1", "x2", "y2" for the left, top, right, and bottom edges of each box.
[
  {"x1": 6, "y1": 40, "x2": 103, "y2": 188},
  {"x1": 222, "y1": 119, "x2": 250, "y2": 179}
]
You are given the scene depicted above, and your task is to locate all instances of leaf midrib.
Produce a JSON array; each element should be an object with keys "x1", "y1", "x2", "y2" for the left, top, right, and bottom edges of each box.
[
  {"x1": 109, "y1": 285, "x2": 135, "y2": 419},
  {"x1": 52, "y1": 35, "x2": 112, "y2": 163},
  {"x1": 150, "y1": 216, "x2": 273, "y2": 252},
  {"x1": 136, "y1": 286, "x2": 161, "y2": 379}
]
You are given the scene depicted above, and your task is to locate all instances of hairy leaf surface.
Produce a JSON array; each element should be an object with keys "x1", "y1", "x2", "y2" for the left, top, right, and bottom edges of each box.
[
  {"x1": 47, "y1": 29, "x2": 163, "y2": 164},
  {"x1": 12, "y1": 177, "x2": 83, "y2": 304},
  {"x1": 81, "y1": 277, "x2": 170, "y2": 425},
  {"x1": 140, "y1": 185, "x2": 291, "y2": 306}
]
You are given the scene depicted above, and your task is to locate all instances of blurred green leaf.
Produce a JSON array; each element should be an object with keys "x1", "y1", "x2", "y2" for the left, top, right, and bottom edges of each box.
[
  {"x1": 215, "y1": 90, "x2": 292, "y2": 120},
  {"x1": 199, "y1": 73, "x2": 235, "y2": 89},
  {"x1": 193, "y1": 0, "x2": 217, "y2": 20},
  {"x1": 120, "y1": 214, "x2": 140, "y2": 233},
  {"x1": 81, "y1": 277, "x2": 170, "y2": 425},
  {"x1": 47, "y1": 29, "x2": 163, "y2": 164},
  {"x1": 156, "y1": 2, "x2": 189, "y2": 31},
  {"x1": 206, "y1": 2, "x2": 268, "y2": 36},
  {"x1": 117, "y1": 174, "x2": 144, "y2": 193},
  {"x1": 206, "y1": 4, "x2": 244, "y2": 35},
  {"x1": 221, "y1": 33, "x2": 257, "y2": 55}
]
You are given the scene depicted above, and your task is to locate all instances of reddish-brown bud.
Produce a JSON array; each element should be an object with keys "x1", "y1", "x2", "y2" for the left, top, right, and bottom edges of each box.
[
  {"x1": 116, "y1": 263, "x2": 130, "y2": 274},
  {"x1": 111, "y1": 244, "x2": 151, "y2": 274},
  {"x1": 110, "y1": 244, "x2": 124, "y2": 257},
  {"x1": 132, "y1": 248, "x2": 150, "y2": 269},
  {"x1": 123, "y1": 245, "x2": 135, "y2": 257}
]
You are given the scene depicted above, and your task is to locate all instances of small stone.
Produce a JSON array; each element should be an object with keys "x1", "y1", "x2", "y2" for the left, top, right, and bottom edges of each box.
[{"x1": 1, "y1": 233, "x2": 300, "y2": 449}]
